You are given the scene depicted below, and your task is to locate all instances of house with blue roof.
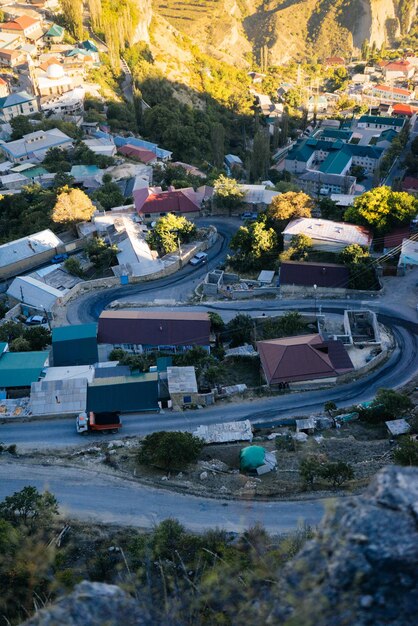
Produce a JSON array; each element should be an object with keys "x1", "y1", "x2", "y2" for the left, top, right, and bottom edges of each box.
[
  {"x1": 114, "y1": 135, "x2": 172, "y2": 161},
  {"x1": 224, "y1": 154, "x2": 243, "y2": 175},
  {"x1": 44, "y1": 23, "x2": 64, "y2": 43},
  {"x1": 0, "y1": 91, "x2": 38, "y2": 122},
  {"x1": 1, "y1": 128, "x2": 73, "y2": 163}
]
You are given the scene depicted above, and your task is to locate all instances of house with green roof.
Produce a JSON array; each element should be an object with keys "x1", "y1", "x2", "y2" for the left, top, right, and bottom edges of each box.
[
  {"x1": 357, "y1": 115, "x2": 405, "y2": 131},
  {"x1": 44, "y1": 23, "x2": 64, "y2": 43},
  {"x1": 0, "y1": 350, "x2": 48, "y2": 396}
]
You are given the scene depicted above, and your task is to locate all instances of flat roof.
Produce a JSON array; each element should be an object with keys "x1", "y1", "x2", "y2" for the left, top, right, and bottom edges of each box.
[
  {"x1": 0, "y1": 229, "x2": 62, "y2": 268},
  {"x1": 100, "y1": 310, "x2": 209, "y2": 321},
  {"x1": 283, "y1": 218, "x2": 372, "y2": 246},
  {"x1": 52, "y1": 323, "x2": 97, "y2": 343},
  {"x1": 167, "y1": 366, "x2": 198, "y2": 394},
  {"x1": 0, "y1": 351, "x2": 48, "y2": 388},
  {"x1": 88, "y1": 372, "x2": 158, "y2": 386}
]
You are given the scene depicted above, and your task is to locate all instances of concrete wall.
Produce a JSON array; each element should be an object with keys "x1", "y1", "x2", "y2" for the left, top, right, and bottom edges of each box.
[
  {"x1": 279, "y1": 284, "x2": 382, "y2": 298},
  {"x1": 337, "y1": 349, "x2": 388, "y2": 383},
  {"x1": 0, "y1": 248, "x2": 59, "y2": 280}
]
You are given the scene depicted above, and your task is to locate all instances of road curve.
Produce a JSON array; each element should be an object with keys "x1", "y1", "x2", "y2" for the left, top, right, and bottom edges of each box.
[{"x1": 0, "y1": 462, "x2": 328, "y2": 533}]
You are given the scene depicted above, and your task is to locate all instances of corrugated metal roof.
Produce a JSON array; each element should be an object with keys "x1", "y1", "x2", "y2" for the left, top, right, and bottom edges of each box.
[
  {"x1": 167, "y1": 366, "x2": 197, "y2": 394},
  {"x1": 53, "y1": 323, "x2": 97, "y2": 342},
  {"x1": 0, "y1": 229, "x2": 62, "y2": 268},
  {"x1": 280, "y1": 261, "x2": 349, "y2": 288},
  {"x1": 87, "y1": 373, "x2": 159, "y2": 412},
  {"x1": 0, "y1": 351, "x2": 48, "y2": 388}
]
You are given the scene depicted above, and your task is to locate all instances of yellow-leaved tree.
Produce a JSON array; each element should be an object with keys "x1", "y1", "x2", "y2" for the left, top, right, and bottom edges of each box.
[{"x1": 52, "y1": 187, "x2": 95, "y2": 230}]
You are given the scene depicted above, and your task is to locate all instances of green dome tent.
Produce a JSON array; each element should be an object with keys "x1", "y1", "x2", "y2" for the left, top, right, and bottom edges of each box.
[{"x1": 239, "y1": 445, "x2": 266, "y2": 472}]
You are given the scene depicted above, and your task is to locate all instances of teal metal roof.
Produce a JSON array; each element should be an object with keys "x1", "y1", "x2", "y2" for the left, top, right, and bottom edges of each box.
[
  {"x1": 45, "y1": 24, "x2": 64, "y2": 37},
  {"x1": 319, "y1": 147, "x2": 352, "y2": 174},
  {"x1": 52, "y1": 323, "x2": 97, "y2": 343},
  {"x1": 348, "y1": 144, "x2": 384, "y2": 158},
  {"x1": 70, "y1": 165, "x2": 100, "y2": 178},
  {"x1": 0, "y1": 351, "x2": 48, "y2": 388},
  {"x1": 358, "y1": 115, "x2": 404, "y2": 128},
  {"x1": 320, "y1": 129, "x2": 352, "y2": 140},
  {"x1": 0, "y1": 342, "x2": 7, "y2": 354},
  {"x1": 287, "y1": 140, "x2": 315, "y2": 162},
  {"x1": 87, "y1": 372, "x2": 159, "y2": 413},
  {"x1": 22, "y1": 166, "x2": 48, "y2": 179},
  {"x1": 81, "y1": 40, "x2": 98, "y2": 52}
]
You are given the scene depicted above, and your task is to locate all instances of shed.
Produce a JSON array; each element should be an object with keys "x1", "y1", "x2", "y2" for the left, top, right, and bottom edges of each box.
[
  {"x1": 295, "y1": 418, "x2": 316, "y2": 434},
  {"x1": 239, "y1": 445, "x2": 266, "y2": 472},
  {"x1": 0, "y1": 351, "x2": 48, "y2": 394},
  {"x1": 385, "y1": 419, "x2": 411, "y2": 437},
  {"x1": 167, "y1": 366, "x2": 198, "y2": 411},
  {"x1": 7, "y1": 276, "x2": 64, "y2": 311},
  {"x1": 86, "y1": 372, "x2": 159, "y2": 413},
  {"x1": 52, "y1": 324, "x2": 98, "y2": 366}
]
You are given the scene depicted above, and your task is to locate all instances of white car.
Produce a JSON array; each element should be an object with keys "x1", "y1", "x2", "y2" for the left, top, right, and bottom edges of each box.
[{"x1": 189, "y1": 252, "x2": 208, "y2": 266}]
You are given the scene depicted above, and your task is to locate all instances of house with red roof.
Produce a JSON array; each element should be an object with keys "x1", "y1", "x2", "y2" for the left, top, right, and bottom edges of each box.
[
  {"x1": 257, "y1": 334, "x2": 353, "y2": 386},
  {"x1": 402, "y1": 176, "x2": 418, "y2": 196},
  {"x1": 118, "y1": 144, "x2": 158, "y2": 165},
  {"x1": 0, "y1": 15, "x2": 43, "y2": 41},
  {"x1": 392, "y1": 103, "x2": 418, "y2": 117},
  {"x1": 134, "y1": 185, "x2": 213, "y2": 220},
  {"x1": 372, "y1": 84, "x2": 413, "y2": 103},
  {"x1": 383, "y1": 59, "x2": 415, "y2": 80},
  {"x1": 325, "y1": 56, "x2": 345, "y2": 67}
]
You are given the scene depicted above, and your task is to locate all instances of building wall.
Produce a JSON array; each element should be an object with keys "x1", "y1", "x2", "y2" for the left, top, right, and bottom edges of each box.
[
  {"x1": 170, "y1": 391, "x2": 200, "y2": 411},
  {"x1": 0, "y1": 248, "x2": 59, "y2": 280},
  {"x1": 1, "y1": 98, "x2": 39, "y2": 122},
  {"x1": 52, "y1": 337, "x2": 98, "y2": 367}
]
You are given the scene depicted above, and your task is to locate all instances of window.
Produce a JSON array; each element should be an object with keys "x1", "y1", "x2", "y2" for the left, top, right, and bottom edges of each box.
[{"x1": 183, "y1": 395, "x2": 192, "y2": 404}]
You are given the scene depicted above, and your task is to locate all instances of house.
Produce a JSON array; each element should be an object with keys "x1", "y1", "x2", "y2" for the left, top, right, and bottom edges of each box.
[
  {"x1": 325, "y1": 56, "x2": 345, "y2": 66},
  {"x1": 0, "y1": 348, "x2": 48, "y2": 397},
  {"x1": 307, "y1": 95, "x2": 328, "y2": 113},
  {"x1": 0, "y1": 91, "x2": 38, "y2": 121},
  {"x1": 41, "y1": 87, "x2": 85, "y2": 115},
  {"x1": 0, "y1": 172, "x2": 27, "y2": 189},
  {"x1": 257, "y1": 334, "x2": 354, "y2": 385},
  {"x1": 98, "y1": 310, "x2": 211, "y2": 353},
  {"x1": 0, "y1": 15, "x2": 43, "y2": 41},
  {"x1": 44, "y1": 23, "x2": 64, "y2": 44},
  {"x1": 224, "y1": 154, "x2": 243, "y2": 175},
  {"x1": 280, "y1": 261, "x2": 350, "y2": 289},
  {"x1": 383, "y1": 59, "x2": 415, "y2": 80},
  {"x1": 383, "y1": 226, "x2": 411, "y2": 252},
  {"x1": 239, "y1": 184, "x2": 280, "y2": 208},
  {"x1": 0, "y1": 229, "x2": 63, "y2": 279},
  {"x1": 298, "y1": 171, "x2": 356, "y2": 195},
  {"x1": 86, "y1": 372, "x2": 159, "y2": 413},
  {"x1": 7, "y1": 275, "x2": 65, "y2": 311},
  {"x1": 82, "y1": 136, "x2": 116, "y2": 157},
  {"x1": 36, "y1": 63, "x2": 74, "y2": 97},
  {"x1": 0, "y1": 48, "x2": 27, "y2": 67},
  {"x1": 357, "y1": 115, "x2": 405, "y2": 132},
  {"x1": 372, "y1": 84, "x2": 413, "y2": 103},
  {"x1": 392, "y1": 103, "x2": 418, "y2": 117},
  {"x1": 167, "y1": 366, "x2": 199, "y2": 411},
  {"x1": 52, "y1": 324, "x2": 98, "y2": 367},
  {"x1": 402, "y1": 176, "x2": 418, "y2": 195},
  {"x1": 134, "y1": 185, "x2": 211, "y2": 218},
  {"x1": 114, "y1": 135, "x2": 172, "y2": 161},
  {"x1": 30, "y1": 376, "x2": 88, "y2": 416},
  {"x1": 118, "y1": 144, "x2": 158, "y2": 165},
  {"x1": 348, "y1": 144, "x2": 384, "y2": 174},
  {"x1": 0, "y1": 76, "x2": 8, "y2": 97},
  {"x1": 1, "y1": 128, "x2": 72, "y2": 162},
  {"x1": 282, "y1": 218, "x2": 372, "y2": 252}
]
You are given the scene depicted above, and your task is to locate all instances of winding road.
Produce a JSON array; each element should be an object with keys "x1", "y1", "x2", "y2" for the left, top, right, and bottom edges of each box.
[{"x1": 1, "y1": 217, "x2": 418, "y2": 531}]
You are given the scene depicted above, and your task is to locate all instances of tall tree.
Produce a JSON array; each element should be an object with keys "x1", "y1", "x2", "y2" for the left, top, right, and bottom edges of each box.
[
  {"x1": 267, "y1": 191, "x2": 314, "y2": 222},
  {"x1": 60, "y1": 0, "x2": 83, "y2": 40},
  {"x1": 211, "y1": 123, "x2": 225, "y2": 169},
  {"x1": 52, "y1": 186, "x2": 95, "y2": 229},
  {"x1": 88, "y1": 0, "x2": 102, "y2": 31},
  {"x1": 213, "y1": 175, "x2": 244, "y2": 214},
  {"x1": 344, "y1": 186, "x2": 418, "y2": 234},
  {"x1": 251, "y1": 130, "x2": 270, "y2": 182}
]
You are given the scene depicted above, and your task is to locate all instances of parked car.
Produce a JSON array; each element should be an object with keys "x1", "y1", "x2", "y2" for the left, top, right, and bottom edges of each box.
[
  {"x1": 51, "y1": 253, "x2": 69, "y2": 264},
  {"x1": 240, "y1": 212, "x2": 258, "y2": 221},
  {"x1": 25, "y1": 315, "x2": 47, "y2": 326},
  {"x1": 189, "y1": 252, "x2": 208, "y2": 266}
]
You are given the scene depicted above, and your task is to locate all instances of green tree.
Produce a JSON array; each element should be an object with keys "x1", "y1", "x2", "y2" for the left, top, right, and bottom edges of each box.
[
  {"x1": 229, "y1": 219, "x2": 278, "y2": 272},
  {"x1": 0, "y1": 321, "x2": 25, "y2": 343},
  {"x1": 10, "y1": 115, "x2": 33, "y2": 140},
  {"x1": 319, "y1": 197, "x2": 342, "y2": 220},
  {"x1": 345, "y1": 186, "x2": 418, "y2": 234},
  {"x1": 93, "y1": 177, "x2": 125, "y2": 210},
  {"x1": 324, "y1": 401, "x2": 337, "y2": 415},
  {"x1": 226, "y1": 313, "x2": 254, "y2": 347},
  {"x1": 85, "y1": 236, "x2": 119, "y2": 271},
  {"x1": 64, "y1": 256, "x2": 85, "y2": 277},
  {"x1": 0, "y1": 486, "x2": 58, "y2": 530},
  {"x1": 393, "y1": 436, "x2": 418, "y2": 466},
  {"x1": 208, "y1": 312, "x2": 225, "y2": 345},
  {"x1": 251, "y1": 130, "x2": 270, "y2": 182},
  {"x1": 60, "y1": 0, "x2": 83, "y2": 39},
  {"x1": 9, "y1": 337, "x2": 31, "y2": 352},
  {"x1": 213, "y1": 175, "x2": 244, "y2": 213},
  {"x1": 52, "y1": 186, "x2": 95, "y2": 229},
  {"x1": 284, "y1": 88, "x2": 303, "y2": 109},
  {"x1": 24, "y1": 326, "x2": 51, "y2": 351},
  {"x1": 137, "y1": 431, "x2": 204, "y2": 470},
  {"x1": 373, "y1": 388, "x2": 413, "y2": 418},
  {"x1": 320, "y1": 461, "x2": 354, "y2": 487},
  {"x1": 268, "y1": 191, "x2": 313, "y2": 223},
  {"x1": 147, "y1": 213, "x2": 197, "y2": 255},
  {"x1": 299, "y1": 456, "x2": 324, "y2": 488},
  {"x1": 211, "y1": 123, "x2": 225, "y2": 168}
]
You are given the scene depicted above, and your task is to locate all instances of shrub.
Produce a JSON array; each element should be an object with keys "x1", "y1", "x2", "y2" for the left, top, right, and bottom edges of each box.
[
  {"x1": 320, "y1": 461, "x2": 354, "y2": 487},
  {"x1": 393, "y1": 436, "x2": 418, "y2": 466},
  {"x1": 299, "y1": 455, "x2": 325, "y2": 488},
  {"x1": 138, "y1": 431, "x2": 204, "y2": 470},
  {"x1": 64, "y1": 256, "x2": 84, "y2": 277}
]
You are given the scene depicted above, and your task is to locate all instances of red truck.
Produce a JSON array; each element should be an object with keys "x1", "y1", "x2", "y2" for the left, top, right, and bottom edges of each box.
[{"x1": 76, "y1": 411, "x2": 122, "y2": 435}]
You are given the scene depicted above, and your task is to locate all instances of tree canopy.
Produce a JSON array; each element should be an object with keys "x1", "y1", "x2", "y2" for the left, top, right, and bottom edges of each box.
[
  {"x1": 344, "y1": 186, "x2": 418, "y2": 234},
  {"x1": 229, "y1": 220, "x2": 278, "y2": 271},
  {"x1": 137, "y1": 431, "x2": 204, "y2": 470},
  {"x1": 52, "y1": 186, "x2": 95, "y2": 227},
  {"x1": 267, "y1": 191, "x2": 313, "y2": 222},
  {"x1": 147, "y1": 213, "x2": 197, "y2": 255},
  {"x1": 213, "y1": 175, "x2": 244, "y2": 211}
]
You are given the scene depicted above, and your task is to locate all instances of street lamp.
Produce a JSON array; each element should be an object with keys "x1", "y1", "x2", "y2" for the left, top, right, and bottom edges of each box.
[{"x1": 313, "y1": 283, "x2": 317, "y2": 318}]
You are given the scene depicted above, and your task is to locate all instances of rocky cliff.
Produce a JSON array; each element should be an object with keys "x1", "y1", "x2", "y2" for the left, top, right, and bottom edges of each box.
[
  {"x1": 132, "y1": 0, "x2": 417, "y2": 65},
  {"x1": 21, "y1": 466, "x2": 418, "y2": 626}
]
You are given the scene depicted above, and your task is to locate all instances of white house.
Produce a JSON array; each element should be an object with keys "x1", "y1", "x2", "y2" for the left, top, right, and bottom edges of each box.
[
  {"x1": 7, "y1": 275, "x2": 66, "y2": 311},
  {"x1": 1, "y1": 128, "x2": 73, "y2": 163},
  {"x1": 0, "y1": 91, "x2": 38, "y2": 121},
  {"x1": 282, "y1": 218, "x2": 372, "y2": 252}
]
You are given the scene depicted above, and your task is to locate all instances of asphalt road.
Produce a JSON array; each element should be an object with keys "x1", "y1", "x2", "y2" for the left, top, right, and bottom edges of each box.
[
  {"x1": 0, "y1": 462, "x2": 328, "y2": 533},
  {"x1": 2, "y1": 301, "x2": 417, "y2": 450}
]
